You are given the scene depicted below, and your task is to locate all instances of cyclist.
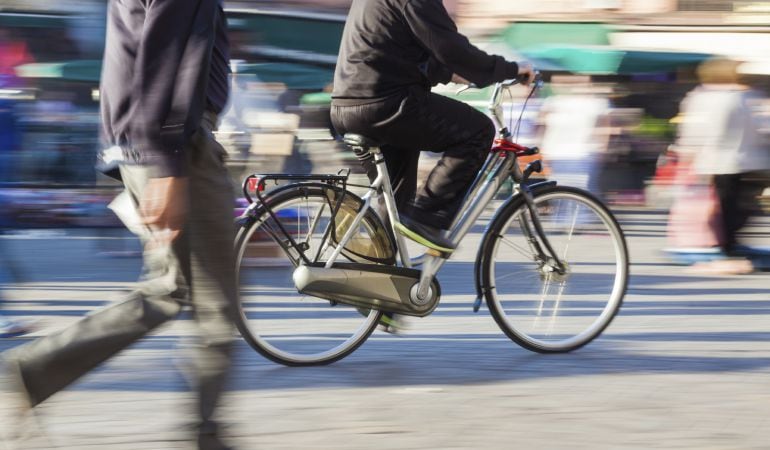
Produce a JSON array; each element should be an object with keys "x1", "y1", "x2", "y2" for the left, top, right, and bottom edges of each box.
[{"x1": 331, "y1": 0, "x2": 535, "y2": 251}]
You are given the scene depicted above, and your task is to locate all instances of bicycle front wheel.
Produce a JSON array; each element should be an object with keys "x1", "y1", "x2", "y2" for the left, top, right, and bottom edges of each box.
[
  {"x1": 235, "y1": 184, "x2": 392, "y2": 366},
  {"x1": 482, "y1": 185, "x2": 628, "y2": 353}
]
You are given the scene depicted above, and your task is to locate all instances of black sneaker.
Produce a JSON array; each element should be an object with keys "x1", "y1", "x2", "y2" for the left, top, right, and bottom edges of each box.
[{"x1": 395, "y1": 216, "x2": 456, "y2": 253}]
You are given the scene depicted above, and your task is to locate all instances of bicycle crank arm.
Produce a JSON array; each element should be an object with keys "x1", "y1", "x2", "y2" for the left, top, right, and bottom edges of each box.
[{"x1": 292, "y1": 263, "x2": 441, "y2": 317}]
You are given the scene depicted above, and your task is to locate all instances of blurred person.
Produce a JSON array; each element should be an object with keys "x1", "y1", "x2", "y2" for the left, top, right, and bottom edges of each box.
[
  {"x1": 0, "y1": 27, "x2": 33, "y2": 82},
  {"x1": 0, "y1": 27, "x2": 31, "y2": 183},
  {"x1": 538, "y1": 78, "x2": 611, "y2": 196},
  {"x1": 0, "y1": 195, "x2": 33, "y2": 339},
  {"x1": 1, "y1": 1, "x2": 239, "y2": 449},
  {"x1": 668, "y1": 58, "x2": 770, "y2": 274},
  {"x1": 0, "y1": 28, "x2": 33, "y2": 338},
  {"x1": 330, "y1": 0, "x2": 535, "y2": 252}
]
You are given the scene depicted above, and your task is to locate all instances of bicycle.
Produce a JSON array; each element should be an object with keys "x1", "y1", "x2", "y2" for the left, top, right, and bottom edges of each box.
[{"x1": 233, "y1": 74, "x2": 629, "y2": 366}]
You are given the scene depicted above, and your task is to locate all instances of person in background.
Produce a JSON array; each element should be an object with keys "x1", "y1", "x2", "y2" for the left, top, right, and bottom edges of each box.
[
  {"x1": 1, "y1": 1, "x2": 239, "y2": 449},
  {"x1": 538, "y1": 77, "x2": 611, "y2": 197},
  {"x1": 0, "y1": 27, "x2": 33, "y2": 338},
  {"x1": 0, "y1": 210, "x2": 32, "y2": 339},
  {"x1": 669, "y1": 58, "x2": 770, "y2": 274}
]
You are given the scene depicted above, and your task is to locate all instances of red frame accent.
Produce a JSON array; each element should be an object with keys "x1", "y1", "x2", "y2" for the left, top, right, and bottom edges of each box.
[{"x1": 492, "y1": 138, "x2": 530, "y2": 156}]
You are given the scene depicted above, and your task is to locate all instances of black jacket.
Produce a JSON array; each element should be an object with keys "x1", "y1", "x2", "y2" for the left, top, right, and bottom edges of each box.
[
  {"x1": 332, "y1": 0, "x2": 520, "y2": 103},
  {"x1": 99, "y1": 0, "x2": 229, "y2": 178}
]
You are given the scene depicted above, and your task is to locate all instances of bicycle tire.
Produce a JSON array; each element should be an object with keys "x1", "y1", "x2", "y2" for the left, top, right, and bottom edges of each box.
[
  {"x1": 234, "y1": 183, "x2": 391, "y2": 366},
  {"x1": 481, "y1": 185, "x2": 628, "y2": 353}
]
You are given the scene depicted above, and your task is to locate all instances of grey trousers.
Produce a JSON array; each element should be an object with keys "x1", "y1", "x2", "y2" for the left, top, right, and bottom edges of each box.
[{"x1": 6, "y1": 112, "x2": 238, "y2": 433}]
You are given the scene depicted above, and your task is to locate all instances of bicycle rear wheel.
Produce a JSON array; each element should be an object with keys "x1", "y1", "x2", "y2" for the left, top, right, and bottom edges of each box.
[
  {"x1": 235, "y1": 184, "x2": 393, "y2": 366},
  {"x1": 482, "y1": 185, "x2": 628, "y2": 353}
]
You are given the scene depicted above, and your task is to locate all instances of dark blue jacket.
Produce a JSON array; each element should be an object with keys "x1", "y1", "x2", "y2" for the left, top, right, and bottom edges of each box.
[{"x1": 99, "y1": 0, "x2": 229, "y2": 178}]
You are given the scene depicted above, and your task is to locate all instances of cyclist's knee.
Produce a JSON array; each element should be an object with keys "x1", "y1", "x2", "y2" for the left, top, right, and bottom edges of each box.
[
  {"x1": 479, "y1": 118, "x2": 496, "y2": 146},
  {"x1": 469, "y1": 119, "x2": 495, "y2": 161}
]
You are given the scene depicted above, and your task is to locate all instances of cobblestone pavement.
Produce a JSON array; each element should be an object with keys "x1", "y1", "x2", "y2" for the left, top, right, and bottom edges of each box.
[{"x1": 1, "y1": 209, "x2": 769, "y2": 449}]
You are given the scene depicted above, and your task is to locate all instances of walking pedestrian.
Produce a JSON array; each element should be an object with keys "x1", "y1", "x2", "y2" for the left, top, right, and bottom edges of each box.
[
  {"x1": 0, "y1": 221, "x2": 32, "y2": 339},
  {"x1": 1, "y1": 1, "x2": 238, "y2": 449},
  {"x1": 668, "y1": 58, "x2": 770, "y2": 274}
]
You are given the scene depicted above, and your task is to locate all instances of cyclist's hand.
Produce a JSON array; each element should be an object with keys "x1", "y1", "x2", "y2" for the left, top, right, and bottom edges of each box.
[
  {"x1": 140, "y1": 176, "x2": 189, "y2": 243},
  {"x1": 517, "y1": 61, "x2": 536, "y2": 86},
  {"x1": 451, "y1": 73, "x2": 471, "y2": 85}
]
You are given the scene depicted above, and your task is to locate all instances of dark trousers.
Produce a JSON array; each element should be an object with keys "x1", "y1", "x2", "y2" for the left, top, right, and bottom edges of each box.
[
  {"x1": 5, "y1": 112, "x2": 238, "y2": 441},
  {"x1": 713, "y1": 172, "x2": 767, "y2": 255},
  {"x1": 331, "y1": 87, "x2": 495, "y2": 229}
]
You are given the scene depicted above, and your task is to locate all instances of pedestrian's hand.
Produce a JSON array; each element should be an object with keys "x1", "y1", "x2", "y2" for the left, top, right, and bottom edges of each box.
[
  {"x1": 139, "y1": 177, "x2": 189, "y2": 243},
  {"x1": 517, "y1": 61, "x2": 536, "y2": 86}
]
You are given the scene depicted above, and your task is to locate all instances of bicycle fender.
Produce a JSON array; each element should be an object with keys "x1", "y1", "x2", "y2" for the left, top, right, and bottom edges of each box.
[
  {"x1": 525, "y1": 180, "x2": 558, "y2": 192},
  {"x1": 472, "y1": 180, "x2": 558, "y2": 309}
]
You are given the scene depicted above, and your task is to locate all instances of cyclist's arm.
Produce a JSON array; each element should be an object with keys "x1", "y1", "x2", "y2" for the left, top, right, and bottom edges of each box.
[{"x1": 403, "y1": 0, "x2": 520, "y2": 88}]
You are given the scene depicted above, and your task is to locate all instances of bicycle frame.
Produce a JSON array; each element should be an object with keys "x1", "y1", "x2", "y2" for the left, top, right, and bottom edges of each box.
[{"x1": 324, "y1": 75, "x2": 565, "y2": 303}]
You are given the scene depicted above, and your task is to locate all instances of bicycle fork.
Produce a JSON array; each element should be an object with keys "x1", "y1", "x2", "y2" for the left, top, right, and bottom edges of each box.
[{"x1": 472, "y1": 157, "x2": 567, "y2": 312}]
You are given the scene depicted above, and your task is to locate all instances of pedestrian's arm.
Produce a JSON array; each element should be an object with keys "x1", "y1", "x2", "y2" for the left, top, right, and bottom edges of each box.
[
  {"x1": 130, "y1": 0, "x2": 216, "y2": 178},
  {"x1": 403, "y1": 0, "x2": 520, "y2": 88}
]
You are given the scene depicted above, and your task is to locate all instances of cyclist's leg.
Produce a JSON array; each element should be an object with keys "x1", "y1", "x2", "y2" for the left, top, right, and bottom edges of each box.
[
  {"x1": 331, "y1": 91, "x2": 493, "y2": 243},
  {"x1": 378, "y1": 92, "x2": 494, "y2": 229},
  {"x1": 380, "y1": 145, "x2": 419, "y2": 212}
]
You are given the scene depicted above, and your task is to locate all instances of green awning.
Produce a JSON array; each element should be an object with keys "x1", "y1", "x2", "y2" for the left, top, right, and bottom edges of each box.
[
  {"x1": 0, "y1": 12, "x2": 71, "y2": 28},
  {"x1": 15, "y1": 60, "x2": 101, "y2": 82},
  {"x1": 522, "y1": 45, "x2": 711, "y2": 75},
  {"x1": 226, "y1": 10, "x2": 345, "y2": 66},
  {"x1": 16, "y1": 60, "x2": 334, "y2": 90},
  {"x1": 498, "y1": 22, "x2": 611, "y2": 51}
]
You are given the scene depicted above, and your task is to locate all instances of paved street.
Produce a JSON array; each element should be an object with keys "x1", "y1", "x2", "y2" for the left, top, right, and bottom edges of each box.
[{"x1": 1, "y1": 208, "x2": 769, "y2": 449}]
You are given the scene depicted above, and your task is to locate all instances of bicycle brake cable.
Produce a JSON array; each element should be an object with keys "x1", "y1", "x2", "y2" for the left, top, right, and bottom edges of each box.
[{"x1": 512, "y1": 83, "x2": 539, "y2": 143}]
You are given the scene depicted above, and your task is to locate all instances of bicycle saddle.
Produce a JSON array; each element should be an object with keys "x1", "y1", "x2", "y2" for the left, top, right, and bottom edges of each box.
[{"x1": 343, "y1": 134, "x2": 380, "y2": 149}]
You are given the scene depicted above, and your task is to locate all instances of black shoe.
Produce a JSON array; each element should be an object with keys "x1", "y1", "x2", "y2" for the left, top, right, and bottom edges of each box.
[
  {"x1": 194, "y1": 422, "x2": 235, "y2": 450},
  {"x1": 198, "y1": 433, "x2": 235, "y2": 450},
  {"x1": 395, "y1": 216, "x2": 456, "y2": 253}
]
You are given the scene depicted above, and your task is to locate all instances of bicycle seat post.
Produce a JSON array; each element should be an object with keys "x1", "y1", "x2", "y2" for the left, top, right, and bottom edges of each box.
[{"x1": 343, "y1": 133, "x2": 413, "y2": 268}]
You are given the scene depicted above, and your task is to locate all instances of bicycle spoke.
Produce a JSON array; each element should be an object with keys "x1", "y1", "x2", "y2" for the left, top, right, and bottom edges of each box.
[
  {"x1": 532, "y1": 272, "x2": 553, "y2": 331},
  {"x1": 305, "y1": 202, "x2": 327, "y2": 252},
  {"x1": 561, "y1": 202, "x2": 581, "y2": 261},
  {"x1": 546, "y1": 280, "x2": 568, "y2": 336},
  {"x1": 494, "y1": 268, "x2": 541, "y2": 283},
  {"x1": 499, "y1": 236, "x2": 538, "y2": 261}
]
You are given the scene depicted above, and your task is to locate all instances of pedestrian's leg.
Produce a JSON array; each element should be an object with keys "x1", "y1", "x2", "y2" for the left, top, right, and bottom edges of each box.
[
  {"x1": 3, "y1": 164, "x2": 186, "y2": 406},
  {"x1": 184, "y1": 114, "x2": 238, "y2": 447},
  {"x1": 713, "y1": 174, "x2": 742, "y2": 254},
  {"x1": 726, "y1": 172, "x2": 767, "y2": 255}
]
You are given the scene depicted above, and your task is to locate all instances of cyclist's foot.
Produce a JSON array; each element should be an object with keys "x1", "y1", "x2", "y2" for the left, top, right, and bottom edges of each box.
[
  {"x1": 395, "y1": 216, "x2": 455, "y2": 253},
  {"x1": 378, "y1": 313, "x2": 408, "y2": 334}
]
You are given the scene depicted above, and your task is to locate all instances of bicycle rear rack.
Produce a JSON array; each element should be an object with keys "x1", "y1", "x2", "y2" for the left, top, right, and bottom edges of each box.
[{"x1": 240, "y1": 172, "x2": 352, "y2": 267}]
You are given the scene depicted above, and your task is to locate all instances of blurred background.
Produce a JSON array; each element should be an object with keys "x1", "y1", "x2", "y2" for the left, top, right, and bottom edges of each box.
[
  {"x1": 1, "y1": 0, "x2": 769, "y2": 261},
  {"x1": 2, "y1": 3, "x2": 769, "y2": 446}
]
